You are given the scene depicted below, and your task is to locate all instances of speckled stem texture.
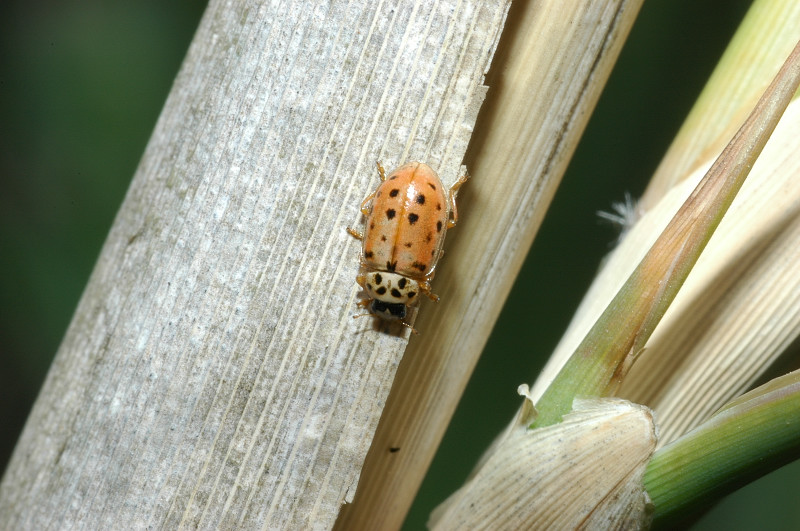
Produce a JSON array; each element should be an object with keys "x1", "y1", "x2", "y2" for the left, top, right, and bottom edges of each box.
[{"x1": 0, "y1": 1, "x2": 507, "y2": 528}]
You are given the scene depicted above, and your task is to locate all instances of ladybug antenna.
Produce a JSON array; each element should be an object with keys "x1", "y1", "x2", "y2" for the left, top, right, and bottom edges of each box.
[{"x1": 401, "y1": 321, "x2": 419, "y2": 335}]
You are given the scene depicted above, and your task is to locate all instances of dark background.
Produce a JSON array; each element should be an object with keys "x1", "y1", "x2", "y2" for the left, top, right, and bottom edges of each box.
[{"x1": 1, "y1": 1, "x2": 797, "y2": 529}]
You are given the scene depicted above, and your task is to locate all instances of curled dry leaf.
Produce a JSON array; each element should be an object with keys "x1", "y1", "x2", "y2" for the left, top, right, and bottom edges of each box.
[{"x1": 430, "y1": 397, "x2": 657, "y2": 530}]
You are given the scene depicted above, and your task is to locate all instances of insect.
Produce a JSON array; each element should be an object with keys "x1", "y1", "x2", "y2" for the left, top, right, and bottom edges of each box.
[{"x1": 347, "y1": 161, "x2": 468, "y2": 330}]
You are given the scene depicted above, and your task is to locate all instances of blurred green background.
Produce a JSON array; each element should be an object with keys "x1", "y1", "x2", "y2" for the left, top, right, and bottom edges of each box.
[{"x1": 1, "y1": 0, "x2": 797, "y2": 529}]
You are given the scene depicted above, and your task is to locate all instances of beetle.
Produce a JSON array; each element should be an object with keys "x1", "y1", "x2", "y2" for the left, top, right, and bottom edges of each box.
[{"x1": 347, "y1": 161, "x2": 467, "y2": 330}]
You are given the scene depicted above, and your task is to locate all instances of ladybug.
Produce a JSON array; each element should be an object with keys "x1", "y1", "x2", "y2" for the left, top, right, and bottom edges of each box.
[{"x1": 347, "y1": 161, "x2": 467, "y2": 330}]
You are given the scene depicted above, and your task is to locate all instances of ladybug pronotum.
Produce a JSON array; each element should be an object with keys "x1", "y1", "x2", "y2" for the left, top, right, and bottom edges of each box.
[{"x1": 347, "y1": 161, "x2": 468, "y2": 330}]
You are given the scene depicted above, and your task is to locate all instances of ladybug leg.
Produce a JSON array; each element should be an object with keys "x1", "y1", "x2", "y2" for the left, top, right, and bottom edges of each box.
[
  {"x1": 352, "y1": 161, "x2": 387, "y2": 220},
  {"x1": 349, "y1": 187, "x2": 375, "y2": 237},
  {"x1": 357, "y1": 190, "x2": 376, "y2": 217},
  {"x1": 354, "y1": 274, "x2": 370, "y2": 308},
  {"x1": 418, "y1": 281, "x2": 440, "y2": 303},
  {"x1": 352, "y1": 163, "x2": 384, "y2": 219},
  {"x1": 376, "y1": 160, "x2": 387, "y2": 181},
  {"x1": 447, "y1": 171, "x2": 469, "y2": 229},
  {"x1": 346, "y1": 227, "x2": 364, "y2": 240}
]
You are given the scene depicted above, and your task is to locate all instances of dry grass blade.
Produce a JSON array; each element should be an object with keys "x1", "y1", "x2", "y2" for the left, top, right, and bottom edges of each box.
[
  {"x1": 430, "y1": 398, "x2": 656, "y2": 530},
  {"x1": 335, "y1": 2, "x2": 643, "y2": 528},
  {"x1": 620, "y1": 98, "x2": 800, "y2": 444},
  {"x1": 532, "y1": 38, "x2": 800, "y2": 429},
  {"x1": 0, "y1": 2, "x2": 507, "y2": 529},
  {"x1": 641, "y1": 1, "x2": 800, "y2": 210}
]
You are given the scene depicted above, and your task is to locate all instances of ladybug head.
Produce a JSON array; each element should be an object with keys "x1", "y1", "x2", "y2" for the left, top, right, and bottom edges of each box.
[{"x1": 370, "y1": 299, "x2": 406, "y2": 320}]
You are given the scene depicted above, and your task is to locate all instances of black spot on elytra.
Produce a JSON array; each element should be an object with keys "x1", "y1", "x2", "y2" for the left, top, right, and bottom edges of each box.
[
  {"x1": 398, "y1": 278, "x2": 407, "y2": 289},
  {"x1": 428, "y1": 183, "x2": 436, "y2": 190},
  {"x1": 416, "y1": 194, "x2": 425, "y2": 204},
  {"x1": 436, "y1": 203, "x2": 442, "y2": 211},
  {"x1": 386, "y1": 209, "x2": 396, "y2": 220},
  {"x1": 391, "y1": 288, "x2": 402, "y2": 298},
  {"x1": 376, "y1": 286, "x2": 387, "y2": 295},
  {"x1": 389, "y1": 175, "x2": 398, "y2": 180},
  {"x1": 426, "y1": 232, "x2": 433, "y2": 242},
  {"x1": 436, "y1": 220, "x2": 443, "y2": 232},
  {"x1": 374, "y1": 273, "x2": 382, "y2": 284},
  {"x1": 407, "y1": 291, "x2": 416, "y2": 299},
  {"x1": 366, "y1": 283, "x2": 373, "y2": 291},
  {"x1": 404, "y1": 242, "x2": 412, "y2": 248},
  {"x1": 370, "y1": 222, "x2": 375, "y2": 229},
  {"x1": 412, "y1": 261, "x2": 427, "y2": 272},
  {"x1": 386, "y1": 261, "x2": 397, "y2": 272},
  {"x1": 365, "y1": 251, "x2": 374, "y2": 259},
  {"x1": 389, "y1": 188, "x2": 400, "y2": 197},
  {"x1": 408, "y1": 213, "x2": 419, "y2": 225},
  {"x1": 389, "y1": 446, "x2": 400, "y2": 453}
]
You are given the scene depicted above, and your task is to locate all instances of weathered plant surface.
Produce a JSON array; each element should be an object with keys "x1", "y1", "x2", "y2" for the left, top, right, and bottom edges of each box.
[
  {"x1": 430, "y1": 397, "x2": 657, "y2": 530},
  {"x1": 433, "y1": 3, "x2": 800, "y2": 527},
  {"x1": 0, "y1": 2, "x2": 508, "y2": 529}
]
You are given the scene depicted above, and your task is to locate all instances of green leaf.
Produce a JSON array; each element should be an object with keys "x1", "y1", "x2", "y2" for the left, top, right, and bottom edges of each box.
[{"x1": 645, "y1": 370, "x2": 800, "y2": 528}]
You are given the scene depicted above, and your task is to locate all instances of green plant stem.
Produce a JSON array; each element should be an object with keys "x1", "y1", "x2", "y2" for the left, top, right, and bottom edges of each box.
[
  {"x1": 645, "y1": 371, "x2": 800, "y2": 528},
  {"x1": 532, "y1": 38, "x2": 800, "y2": 428}
]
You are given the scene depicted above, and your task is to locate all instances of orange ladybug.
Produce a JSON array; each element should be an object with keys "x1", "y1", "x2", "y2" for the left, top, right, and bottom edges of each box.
[{"x1": 347, "y1": 161, "x2": 467, "y2": 328}]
